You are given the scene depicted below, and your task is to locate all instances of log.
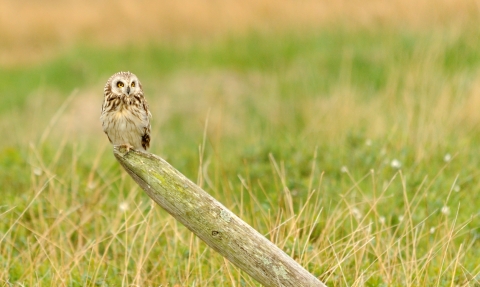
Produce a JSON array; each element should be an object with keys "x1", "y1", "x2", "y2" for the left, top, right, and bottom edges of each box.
[{"x1": 113, "y1": 146, "x2": 326, "y2": 287}]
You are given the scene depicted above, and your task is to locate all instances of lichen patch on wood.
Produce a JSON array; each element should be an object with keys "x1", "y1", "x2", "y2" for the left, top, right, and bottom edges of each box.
[{"x1": 220, "y1": 209, "x2": 232, "y2": 223}]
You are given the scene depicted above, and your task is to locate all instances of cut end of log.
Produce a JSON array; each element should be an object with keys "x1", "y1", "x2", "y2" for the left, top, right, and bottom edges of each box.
[{"x1": 113, "y1": 145, "x2": 150, "y2": 158}]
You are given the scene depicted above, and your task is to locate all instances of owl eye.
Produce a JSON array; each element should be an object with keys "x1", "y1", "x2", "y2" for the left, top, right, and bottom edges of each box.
[
  {"x1": 131, "y1": 82, "x2": 135, "y2": 87},
  {"x1": 117, "y1": 81, "x2": 124, "y2": 88}
]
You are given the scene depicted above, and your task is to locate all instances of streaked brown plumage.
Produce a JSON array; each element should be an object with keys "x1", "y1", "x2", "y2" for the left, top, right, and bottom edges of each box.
[{"x1": 101, "y1": 71, "x2": 152, "y2": 151}]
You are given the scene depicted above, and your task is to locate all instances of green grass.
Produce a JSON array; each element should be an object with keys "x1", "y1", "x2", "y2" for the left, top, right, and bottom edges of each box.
[{"x1": 1, "y1": 28, "x2": 480, "y2": 286}]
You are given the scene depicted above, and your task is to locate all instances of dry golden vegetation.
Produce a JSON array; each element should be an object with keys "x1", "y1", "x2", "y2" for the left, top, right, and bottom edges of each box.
[{"x1": 1, "y1": 0, "x2": 479, "y2": 65}]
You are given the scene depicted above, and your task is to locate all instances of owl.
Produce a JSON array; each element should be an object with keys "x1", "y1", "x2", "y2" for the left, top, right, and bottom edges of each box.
[{"x1": 101, "y1": 71, "x2": 152, "y2": 151}]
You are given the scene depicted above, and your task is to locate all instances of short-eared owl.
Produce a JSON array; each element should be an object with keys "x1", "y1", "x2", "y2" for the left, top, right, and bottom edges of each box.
[{"x1": 101, "y1": 71, "x2": 152, "y2": 151}]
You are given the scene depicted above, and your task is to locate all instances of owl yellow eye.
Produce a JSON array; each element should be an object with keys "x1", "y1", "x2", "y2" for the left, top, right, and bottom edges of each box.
[
  {"x1": 117, "y1": 81, "x2": 124, "y2": 88},
  {"x1": 131, "y1": 82, "x2": 135, "y2": 87}
]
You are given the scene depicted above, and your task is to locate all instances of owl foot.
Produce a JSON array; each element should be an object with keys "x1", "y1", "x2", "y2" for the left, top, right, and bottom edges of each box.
[{"x1": 117, "y1": 144, "x2": 134, "y2": 154}]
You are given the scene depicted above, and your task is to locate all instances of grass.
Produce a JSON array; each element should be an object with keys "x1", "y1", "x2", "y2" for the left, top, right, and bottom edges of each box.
[{"x1": 1, "y1": 26, "x2": 480, "y2": 286}]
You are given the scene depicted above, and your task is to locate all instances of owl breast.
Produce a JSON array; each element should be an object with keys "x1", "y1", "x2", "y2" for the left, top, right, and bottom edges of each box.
[{"x1": 101, "y1": 96, "x2": 150, "y2": 151}]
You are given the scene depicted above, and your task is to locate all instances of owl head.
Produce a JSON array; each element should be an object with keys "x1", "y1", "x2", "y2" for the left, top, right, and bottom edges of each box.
[{"x1": 104, "y1": 71, "x2": 143, "y2": 97}]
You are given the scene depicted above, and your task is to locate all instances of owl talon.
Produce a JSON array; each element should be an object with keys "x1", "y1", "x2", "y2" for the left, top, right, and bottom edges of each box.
[{"x1": 122, "y1": 144, "x2": 134, "y2": 152}]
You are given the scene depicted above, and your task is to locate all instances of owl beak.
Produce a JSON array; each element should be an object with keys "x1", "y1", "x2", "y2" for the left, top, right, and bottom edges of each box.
[{"x1": 126, "y1": 86, "x2": 131, "y2": 95}]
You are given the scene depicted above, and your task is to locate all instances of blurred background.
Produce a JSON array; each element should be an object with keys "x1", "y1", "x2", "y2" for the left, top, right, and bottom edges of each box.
[
  {"x1": 2, "y1": 0, "x2": 480, "y2": 285},
  {"x1": 2, "y1": 0, "x2": 480, "y2": 160},
  {"x1": 1, "y1": 0, "x2": 476, "y2": 64}
]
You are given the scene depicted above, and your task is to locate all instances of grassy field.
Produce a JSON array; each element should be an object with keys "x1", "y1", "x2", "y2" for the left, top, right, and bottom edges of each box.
[{"x1": 1, "y1": 1, "x2": 480, "y2": 286}]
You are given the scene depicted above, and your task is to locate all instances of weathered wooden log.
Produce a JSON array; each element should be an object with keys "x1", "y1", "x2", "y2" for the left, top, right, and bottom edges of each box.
[{"x1": 113, "y1": 146, "x2": 326, "y2": 287}]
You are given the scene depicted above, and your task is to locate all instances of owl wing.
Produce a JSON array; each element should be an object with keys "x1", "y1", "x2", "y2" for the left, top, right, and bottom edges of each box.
[
  {"x1": 141, "y1": 99, "x2": 152, "y2": 150},
  {"x1": 100, "y1": 93, "x2": 121, "y2": 145}
]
